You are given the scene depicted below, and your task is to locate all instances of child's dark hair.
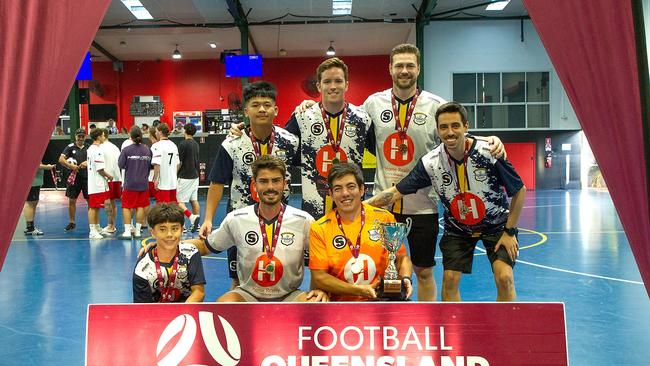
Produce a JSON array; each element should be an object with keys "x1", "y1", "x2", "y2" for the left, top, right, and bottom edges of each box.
[
  {"x1": 147, "y1": 203, "x2": 185, "y2": 228},
  {"x1": 243, "y1": 81, "x2": 277, "y2": 105}
]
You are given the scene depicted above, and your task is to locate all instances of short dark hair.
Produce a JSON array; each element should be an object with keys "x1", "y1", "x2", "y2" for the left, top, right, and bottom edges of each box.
[
  {"x1": 90, "y1": 127, "x2": 105, "y2": 141},
  {"x1": 89, "y1": 123, "x2": 96, "y2": 130},
  {"x1": 435, "y1": 101, "x2": 469, "y2": 126},
  {"x1": 251, "y1": 155, "x2": 286, "y2": 179},
  {"x1": 184, "y1": 123, "x2": 197, "y2": 136},
  {"x1": 316, "y1": 57, "x2": 349, "y2": 83},
  {"x1": 327, "y1": 162, "x2": 364, "y2": 189},
  {"x1": 243, "y1": 81, "x2": 277, "y2": 105},
  {"x1": 147, "y1": 203, "x2": 185, "y2": 228},
  {"x1": 130, "y1": 125, "x2": 143, "y2": 144},
  {"x1": 152, "y1": 120, "x2": 160, "y2": 128},
  {"x1": 390, "y1": 43, "x2": 421, "y2": 66},
  {"x1": 156, "y1": 122, "x2": 170, "y2": 137}
]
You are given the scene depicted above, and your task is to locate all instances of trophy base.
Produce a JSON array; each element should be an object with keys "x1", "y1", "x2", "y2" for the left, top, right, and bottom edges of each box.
[{"x1": 377, "y1": 278, "x2": 408, "y2": 301}]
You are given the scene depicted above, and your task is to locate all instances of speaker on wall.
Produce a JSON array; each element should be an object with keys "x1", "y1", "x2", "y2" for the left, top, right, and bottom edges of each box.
[{"x1": 79, "y1": 88, "x2": 90, "y2": 104}]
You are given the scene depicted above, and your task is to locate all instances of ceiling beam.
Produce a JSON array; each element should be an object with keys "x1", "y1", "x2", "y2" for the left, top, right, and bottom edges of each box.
[
  {"x1": 92, "y1": 41, "x2": 120, "y2": 63},
  {"x1": 226, "y1": 0, "x2": 258, "y2": 54}
]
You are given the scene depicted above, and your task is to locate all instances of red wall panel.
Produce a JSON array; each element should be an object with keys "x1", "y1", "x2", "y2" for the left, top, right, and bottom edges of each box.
[{"x1": 89, "y1": 55, "x2": 391, "y2": 129}]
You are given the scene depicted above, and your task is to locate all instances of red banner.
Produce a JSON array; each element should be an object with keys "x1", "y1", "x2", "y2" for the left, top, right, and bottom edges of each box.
[{"x1": 86, "y1": 303, "x2": 567, "y2": 365}]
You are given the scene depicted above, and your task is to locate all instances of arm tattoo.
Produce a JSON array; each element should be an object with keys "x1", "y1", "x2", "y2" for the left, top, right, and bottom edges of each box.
[{"x1": 367, "y1": 191, "x2": 396, "y2": 208}]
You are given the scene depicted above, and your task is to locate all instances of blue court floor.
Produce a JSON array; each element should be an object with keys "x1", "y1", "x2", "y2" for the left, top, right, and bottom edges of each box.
[{"x1": 1, "y1": 189, "x2": 648, "y2": 365}]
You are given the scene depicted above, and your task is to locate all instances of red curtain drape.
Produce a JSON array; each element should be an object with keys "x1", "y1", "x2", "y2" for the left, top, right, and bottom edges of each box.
[
  {"x1": 524, "y1": 0, "x2": 650, "y2": 294},
  {"x1": 0, "y1": 0, "x2": 110, "y2": 268}
]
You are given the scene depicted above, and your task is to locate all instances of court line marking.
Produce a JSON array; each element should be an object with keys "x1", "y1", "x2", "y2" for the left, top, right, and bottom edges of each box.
[{"x1": 473, "y1": 246, "x2": 644, "y2": 285}]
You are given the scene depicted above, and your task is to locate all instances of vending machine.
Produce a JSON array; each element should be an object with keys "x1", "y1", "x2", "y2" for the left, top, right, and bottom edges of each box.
[{"x1": 172, "y1": 111, "x2": 203, "y2": 133}]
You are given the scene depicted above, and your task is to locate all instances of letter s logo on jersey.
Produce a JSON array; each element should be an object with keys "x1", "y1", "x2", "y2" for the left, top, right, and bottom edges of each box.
[{"x1": 156, "y1": 312, "x2": 241, "y2": 366}]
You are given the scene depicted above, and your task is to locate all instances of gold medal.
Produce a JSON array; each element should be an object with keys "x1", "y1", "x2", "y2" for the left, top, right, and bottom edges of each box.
[{"x1": 399, "y1": 143, "x2": 408, "y2": 154}]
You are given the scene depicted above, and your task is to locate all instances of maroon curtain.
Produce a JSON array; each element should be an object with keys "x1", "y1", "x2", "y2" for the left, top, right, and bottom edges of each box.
[
  {"x1": 0, "y1": 0, "x2": 110, "y2": 268},
  {"x1": 524, "y1": 0, "x2": 650, "y2": 294}
]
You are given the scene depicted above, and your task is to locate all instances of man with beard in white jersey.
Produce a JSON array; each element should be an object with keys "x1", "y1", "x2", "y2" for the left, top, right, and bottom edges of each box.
[{"x1": 196, "y1": 156, "x2": 327, "y2": 302}]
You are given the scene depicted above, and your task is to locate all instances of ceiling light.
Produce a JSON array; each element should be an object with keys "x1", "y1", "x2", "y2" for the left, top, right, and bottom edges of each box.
[
  {"x1": 326, "y1": 41, "x2": 336, "y2": 56},
  {"x1": 332, "y1": 0, "x2": 353, "y2": 15},
  {"x1": 172, "y1": 44, "x2": 182, "y2": 60},
  {"x1": 486, "y1": 0, "x2": 510, "y2": 11},
  {"x1": 121, "y1": 0, "x2": 153, "y2": 20},
  {"x1": 209, "y1": 43, "x2": 217, "y2": 49}
]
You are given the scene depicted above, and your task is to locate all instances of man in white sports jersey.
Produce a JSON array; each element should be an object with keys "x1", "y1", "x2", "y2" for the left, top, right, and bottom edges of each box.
[
  {"x1": 151, "y1": 123, "x2": 180, "y2": 203},
  {"x1": 294, "y1": 46, "x2": 504, "y2": 301},
  {"x1": 195, "y1": 155, "x2": 327, "y2": 302},
  {"x1": 100, "y1": 129, "x2": 122, "y2": 235},
  {"x1": 86, "y1": 128, "x2": 113, "y2": 239},
  {"x1": 199, "y1": 81, "x2": 299, "y2": 290}
]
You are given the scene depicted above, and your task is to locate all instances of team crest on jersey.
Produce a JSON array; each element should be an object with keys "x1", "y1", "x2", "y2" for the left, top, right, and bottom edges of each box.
[
  {"x1": 368, "y1": 229, "x2": 380, "y2": 241},
  {"x1": 380, "y1": 110, "x2": 393, "y2": 123},
  {"x1": 332, "y1": 235, "x2": 347, "y2": 249},
  {"x1": 245, "y1": 231, "x2": 259, "y2": 245},
  {"x1": 242, "y1": 152, "x2": 256, "y2": 165},
  {"x1": 474, "y1": 168, "x2": 488, "y2": 182},
  {"x1": 274, "y1": 149, "x2": 287, "y2": 160},
  {"x1": 311, "y1": 123, "x2": 324, "y2": 136},
  {"x1": 442, "y1": 172, "x2": 453, "y2": 186},
  {"x1": 413, "y1": 112, "x2": 427, "y2": 125},
  {"x1": 344, "y1": 124, "x2": 357, "y2": 138},
  {"x1": 280, "y1": 232, "x2": 295, "y2": 246}
]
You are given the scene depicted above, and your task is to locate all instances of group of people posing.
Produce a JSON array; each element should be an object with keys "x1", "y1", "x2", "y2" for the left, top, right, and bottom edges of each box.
[{"x1": 132, "y1": 43, "x2": 526, "y2": 304}]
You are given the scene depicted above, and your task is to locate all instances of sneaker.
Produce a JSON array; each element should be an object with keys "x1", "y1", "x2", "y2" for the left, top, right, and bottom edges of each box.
[
  {"x1": 24, "y1": 228, "x2": 44, "y2": 236},
  {"x1": 101, "y1": 226, "x2": 117, "y2": 235},
  {"x1": 119, "y1": 232, "x2": 133, "y2": 240},
  {"x1": 133, "y1": 232, "x2": 142, "y2": 239},
  {"x1": 189, "y1": 214, "x2": 200, "y2": 232},
  {"x1": 89, "y1": 231, "x2": 104, "y2": 239},
  {"x1": 64, "y1": 223, "x2": 76, "y2": 232}
]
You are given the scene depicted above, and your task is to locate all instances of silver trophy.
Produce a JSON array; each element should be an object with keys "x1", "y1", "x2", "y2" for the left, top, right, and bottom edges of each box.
[{"x1": 375, "y1": 218, "x2": 412, "y2": 300}]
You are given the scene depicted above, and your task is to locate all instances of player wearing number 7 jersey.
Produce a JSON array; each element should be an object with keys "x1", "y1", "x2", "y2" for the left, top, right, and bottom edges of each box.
[{"x1": 151, "y1": 123, "x2": 180, "y2": 203}]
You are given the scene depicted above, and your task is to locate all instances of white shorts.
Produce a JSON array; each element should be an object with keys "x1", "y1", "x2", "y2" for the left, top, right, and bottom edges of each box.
[
  {"x1": 231, "y1": 287, "x2": 305, "y2": 302},
  {"x1": 176, "y1": 178, "x2": 199, "y2": 202}
]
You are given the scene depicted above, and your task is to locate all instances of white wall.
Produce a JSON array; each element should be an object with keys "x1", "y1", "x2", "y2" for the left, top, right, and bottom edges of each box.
[{"x1": 422, "y1": 20, "x2": 580, "y2": 130}]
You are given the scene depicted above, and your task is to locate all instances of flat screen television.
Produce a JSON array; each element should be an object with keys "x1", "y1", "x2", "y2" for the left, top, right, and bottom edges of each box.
[
  {"x1": 225, "y1": 54, "x2": 262, "y2": 78},
  {"x1": 76, "y1": 52, "x2": 92, "y2": 81},
  {"x1": 89, "y1": 104, "x2": 117, "y2": 122}
]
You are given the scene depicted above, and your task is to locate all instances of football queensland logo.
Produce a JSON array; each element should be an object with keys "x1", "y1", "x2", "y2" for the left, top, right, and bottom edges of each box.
[{"x1": 156, "y1": 312, "x2": 241, "y2": 366}]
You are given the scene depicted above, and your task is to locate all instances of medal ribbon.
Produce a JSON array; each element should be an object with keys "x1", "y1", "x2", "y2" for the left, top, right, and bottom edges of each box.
[
  {"x1": 248, "y1": 127, "x2": 275, "y2": 156},
  {"x1": 320, "y1": 103, "x2": 348, "y2": 154},
  {"x1": 391, "y1": 89, "x2": 420, "y2": 142},
  {"x1": 153, "y1": 248, "x2": 180, "y2": 303},
  {"x1": 258, "y1": 204, "x2": 286, "y2": 259},
  {"x1": 50, "y1": 167, "x2": 58, "y2": 189},
  {"x1": 446, "y1": 139, "x2": 472, "y2": 195},
  {"x1": 334, "y1": 205, "x2": 366, "y2": 259}
]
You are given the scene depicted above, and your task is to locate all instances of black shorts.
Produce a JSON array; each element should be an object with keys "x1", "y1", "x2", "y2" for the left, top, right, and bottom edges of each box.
[
  {"x1": 439, "y1": 232, "x2": 516, "y2": 274},
  {"x1": 393, "y1": 213, "x2": 439, "y2": 268},
  {"x1": 65, "y1": 178, "x2": 89, "y2": 200},
  {"x1": 227, "y1": 247, "x2": 237, "y2": 279},
  {"x1": 26, "y1": 186, "x2": 40, "y2": 202}
]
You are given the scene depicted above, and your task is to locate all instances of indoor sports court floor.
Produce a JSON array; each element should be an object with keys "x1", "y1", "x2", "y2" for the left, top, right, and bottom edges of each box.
[{"x1": 1, "y1": 189, "x2": 648, "y2": 365}]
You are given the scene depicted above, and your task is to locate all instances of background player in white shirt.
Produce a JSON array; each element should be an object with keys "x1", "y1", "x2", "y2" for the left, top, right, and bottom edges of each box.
[
  {"x1": 151, "y1": 123, "x2": 180, "y2": 203},
  {"x1": 100, "y1": 129, "x2": 122, "y2": 235},
  {"x1": 86, "y1": 128, "x2": 113, "y2": 239}
]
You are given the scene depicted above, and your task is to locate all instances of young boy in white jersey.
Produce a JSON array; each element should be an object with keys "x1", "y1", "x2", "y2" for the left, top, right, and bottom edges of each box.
[
  {"x1": 87, "y1": 128, "x2": 113, "y2": 239},
  {"x1": 151, "y1": 123, "x2": 180, "y2": 203}
]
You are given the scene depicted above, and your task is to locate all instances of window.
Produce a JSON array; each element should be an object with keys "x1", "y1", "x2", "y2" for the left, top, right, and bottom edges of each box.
[{"x1": 452, "y1": 72, "x2": 550, "y2": 129}]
